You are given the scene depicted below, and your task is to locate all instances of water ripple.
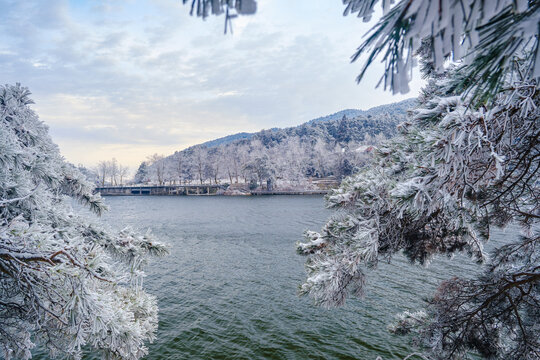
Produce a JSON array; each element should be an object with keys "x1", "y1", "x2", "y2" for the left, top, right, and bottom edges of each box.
[{"x1": 32, "y1": 196, "x2": 509, "y2": 359}]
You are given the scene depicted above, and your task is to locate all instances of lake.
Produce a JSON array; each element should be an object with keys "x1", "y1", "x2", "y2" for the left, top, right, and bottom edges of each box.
[{"x1": 36, "y1": 195, "x2": 505, "y2": 359}]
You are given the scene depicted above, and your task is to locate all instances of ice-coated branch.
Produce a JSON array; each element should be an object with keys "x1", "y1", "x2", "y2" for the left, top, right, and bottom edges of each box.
[
  {"x1": 0, "y1": 84, "x2": 168, "y2": 360},
  {"x1": 181, "y1": 0, "x2": 257, "y2": 33},
  {"x1": 0, "y1": 181, "x2": 40, "y2": 206},
  {"x1": 298, "y1": 55, "x2": 539, "y2": 358},
  {"x1": 348, "y1": 0, "x2": 540, "y2": 101}
]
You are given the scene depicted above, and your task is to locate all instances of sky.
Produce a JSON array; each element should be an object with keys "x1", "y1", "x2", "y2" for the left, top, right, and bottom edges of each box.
[{"x1": 0, "y1": 0, "x2": 424, "y2": 169}]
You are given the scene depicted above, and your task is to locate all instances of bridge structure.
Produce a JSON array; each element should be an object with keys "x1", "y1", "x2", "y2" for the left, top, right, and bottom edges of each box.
[
  {"x1": 94, "y1": 184, "x2": 224, "y2": 196},
  {"x1": 250, "y1": 190, "x2": 328, "y2": 195}
]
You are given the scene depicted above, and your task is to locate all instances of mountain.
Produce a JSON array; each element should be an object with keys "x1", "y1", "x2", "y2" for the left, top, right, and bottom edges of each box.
[
  {"x1": 250, "y1": 98, "x2": 415, "y2": 147},
  {"x1": 140, "y1": 98, "x2": 417, "y2": 186},
  {"x1": 197, "y1": 98, "x2": 415, "y2": 149}
]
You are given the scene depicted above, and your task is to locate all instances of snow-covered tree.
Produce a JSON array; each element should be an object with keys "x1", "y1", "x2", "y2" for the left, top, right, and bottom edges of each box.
[
  {"x1": 297, "y1": 53, "x2": 539, "y2": 358},
  {"x1": 310, "y1": 139, "x2": 332, "y2": 178},
  {"x1": 207, "y1": 147, "x2": 223, "y2": 184},
  {"x1": 223, "y1": 144, "x2": 242, "y2": 184},
  {"x1": 236, "y1": 143, "x2": 251, "y2": 184},
  {"x1": 95, "y1": 159, "x2": 130, "y2": 186},
  {"x1": 97, "y1": 160, "x2": 109, "y2": 186},
  {"x1": 147, "y1": 154, "x2": 166, "y2": 185},
  {"x1": 118, "y1": 164, "x2": 130, "y2": 186},
  {"x1": 133, "y1": 161, "x2": 149, "y2": 184},
  {"x1": 173, "y1": 152, "x2": 185, "y2": 184},
  {"x1": 75, "y1": 164, "x2": 99, "y2": 185},
  {"x1": 188, "y1": 146, "x2": 206, "y2": 184},
  {"x1": 108, "y1": 158, "x2": 119, "y2": 186},
  {"x1": 347, "y1": 0, "x2": 539, "y2": 102},
  {"x1": 243, "y1": 155, "x2": 273, "y2": 188},
  {"x1": 0, "y1": 84, "x2": 167, "y2": 359}
]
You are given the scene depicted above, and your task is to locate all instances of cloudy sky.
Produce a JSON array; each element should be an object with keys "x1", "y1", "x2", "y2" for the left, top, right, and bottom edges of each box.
[{"x1": 0, "y1": 0, "x2": 424, "y2": 168}]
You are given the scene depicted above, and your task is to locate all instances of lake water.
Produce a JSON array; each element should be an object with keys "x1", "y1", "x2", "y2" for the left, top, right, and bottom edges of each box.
[{"x1": 36, "y1": 196, "x2": 506, "y2": 359}]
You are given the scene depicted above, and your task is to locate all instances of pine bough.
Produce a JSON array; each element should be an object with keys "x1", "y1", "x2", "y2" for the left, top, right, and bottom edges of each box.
[
  {"x1": 297, "y1": 60, "x2": 539, "y2": 358},
  {"x1": 0, "y1": 84, "x2": 168, "y2": 360}
]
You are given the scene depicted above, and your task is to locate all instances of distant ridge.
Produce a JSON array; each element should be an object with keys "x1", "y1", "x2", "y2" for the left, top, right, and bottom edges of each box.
[
  {"x1": 308, "y1": 98, "x2": 416, "y2": 124},
  {"x1": 307, "y1": 109, "x2": 365, "y2": 125},
  {"x1": 196, "y1": 98, "x2": 416, "y2": 149},
  {"x1": 200, "y1": 132, "x2": 254, "y2": 148},
  {"x1": 142, "y1": 97, "x2": 418, "y2": 184}
]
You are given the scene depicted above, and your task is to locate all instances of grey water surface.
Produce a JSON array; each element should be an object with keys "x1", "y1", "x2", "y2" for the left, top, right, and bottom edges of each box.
[{"x1": 38, "y1": 195, "x2": 510, "y2": 359}]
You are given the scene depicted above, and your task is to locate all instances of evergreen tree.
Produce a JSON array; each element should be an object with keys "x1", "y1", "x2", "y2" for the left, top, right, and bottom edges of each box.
[
  {"x1": 337, "y1": 115, "x2": 352, "y2": 143},
  {"x1": 0, "y1": 84, "x2": 167, "y2": 359},
  {"x1": 134, "y1": 161, "x2": 149, "y2": 184},
  {"x1": 347, "y1": 0, "x2": 539, "y2": 102},
  {"x1": 297, "y1": 52, "x2": 539, "y2": 360}
]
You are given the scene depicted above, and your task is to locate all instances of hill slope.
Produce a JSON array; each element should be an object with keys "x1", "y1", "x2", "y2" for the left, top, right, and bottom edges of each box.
[
  {"x1": 137, "y1": 98, "x2": 416, "y2": 187},
  {"x1": 197, "y1": 98, "x2": 415, "y2": 149}
]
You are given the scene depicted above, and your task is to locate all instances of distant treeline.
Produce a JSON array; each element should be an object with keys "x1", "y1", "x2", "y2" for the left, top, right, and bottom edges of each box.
[{"x1": 133, "y1": 99, "x2": 415, "y2": 189}]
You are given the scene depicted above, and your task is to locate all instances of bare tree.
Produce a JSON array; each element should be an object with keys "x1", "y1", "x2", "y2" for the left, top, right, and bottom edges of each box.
[
  {"x1": 192, "y1": 147, "x2": 207, "y2": 185},
  {"x1": 175, "y1": 152, "x2": 184, "y2": 184},
  {"x1": 223, "y1": 145, "x2": 241, "y2": 184},
  {"x1": 118, "y1": 164, "x2": 129, "y2": 186},
  {"x1": 208, "y1": 148, "x2": 222, "y2": 184},
  {"x1": 147, "y1": 154, "x2": 165, "y2": 185},
  {"x1": 96, "y1": 160, "x2": 108, "y2": 186},
  {"x1": 108, "y1": 158, "x2": 119, "y2": 186}
]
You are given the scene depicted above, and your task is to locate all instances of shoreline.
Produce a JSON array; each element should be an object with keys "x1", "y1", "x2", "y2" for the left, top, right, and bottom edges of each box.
[{"x1": 94, "y1": 185, "x2": 330, "y2": 196}]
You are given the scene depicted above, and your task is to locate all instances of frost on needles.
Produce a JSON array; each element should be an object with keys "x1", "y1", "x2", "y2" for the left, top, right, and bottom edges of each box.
[
  {"x1": 297, "y1": 52, "x2": 540, "y2": 358},
  {"x1": 0, "y1": 84, "x2": 168, "y2": 360},
  {"x1": 347, "y1": 0, "x2": 540, "y2": 101},
  {"x1": 292, "y1": 1, "x2": 540, "y2": 358}
]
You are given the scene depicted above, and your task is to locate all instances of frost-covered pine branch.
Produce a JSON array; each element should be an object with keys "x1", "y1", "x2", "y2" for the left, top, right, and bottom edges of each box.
[
  {"x1": 420, "y1": 233, "x2": 540, "y2": 358},
  {"x1": 348, "y1": 0, "x2": 540, "y2": 101},
  {"x1": 296, "y1": 55, "x2": 539, "y2": 358},
  {"x1": 181, "y1": 0, "x2": 257, "y2": 33},
  {"x1": 0, "y1": 84, "x2": 168, "y2": 360}
]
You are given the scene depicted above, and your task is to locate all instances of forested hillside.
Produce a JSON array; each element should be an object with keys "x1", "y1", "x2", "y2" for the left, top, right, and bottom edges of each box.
[{"x1": 133, "y1": 98, "x2": 415, "y2": 189}]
